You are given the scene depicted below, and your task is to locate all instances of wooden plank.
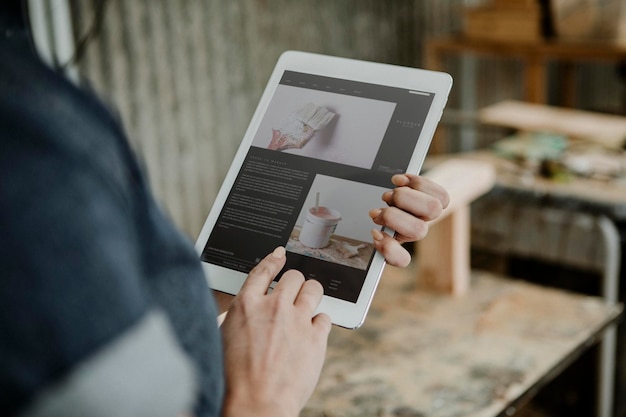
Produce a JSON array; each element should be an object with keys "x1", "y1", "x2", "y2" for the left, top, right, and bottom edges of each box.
[
  {"x1": 417, "y1": 207, "x2": 471, "y2": 295},
  {"x1": 417, "y1": 159, "x2": 496, "y2": 295},
  {"x1": 463, "y1": 5, "x2": 543, "y2": 43},
  {"x1": 423, "y1": 158, "x2": 497, "y2": 225},
  {"x1": 478, "y1": 100, "x2": 626, "y2": 148},
  {"x1": 525, "y1": 55, "x2": 547, "y2": 103}
]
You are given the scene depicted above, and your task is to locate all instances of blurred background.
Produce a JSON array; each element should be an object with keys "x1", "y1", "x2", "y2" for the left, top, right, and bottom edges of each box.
[
  {"x1": 26, "y1": 0, "x2": 626, "y2": 416},
  {"x1": 33, "y1": 0, "x2": 622, "y2": 237}
]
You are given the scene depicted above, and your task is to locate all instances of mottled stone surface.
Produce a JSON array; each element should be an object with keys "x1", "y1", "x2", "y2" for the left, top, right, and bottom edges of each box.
[{"x1": 303, "y1": 267, "x2": 622, "y2": 417}]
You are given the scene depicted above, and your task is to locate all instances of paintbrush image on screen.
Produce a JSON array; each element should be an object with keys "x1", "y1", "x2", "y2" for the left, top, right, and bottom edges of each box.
[{"x1": 268, "y1": 102, "x2": 336, "y2": 151}]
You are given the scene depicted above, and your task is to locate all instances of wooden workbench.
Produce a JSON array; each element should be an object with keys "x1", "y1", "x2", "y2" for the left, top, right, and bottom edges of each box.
[
  {"x1": 423, "y1": 148, "x2": 626, "y2": 417},
  {"x1": 303, "y1": 267, "x2": 622, "y2": 417}
]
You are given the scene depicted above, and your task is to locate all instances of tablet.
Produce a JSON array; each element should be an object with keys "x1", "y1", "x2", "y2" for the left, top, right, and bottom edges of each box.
[{"x1": 195, "y1": 51, "x2": 452, "y2": 329}]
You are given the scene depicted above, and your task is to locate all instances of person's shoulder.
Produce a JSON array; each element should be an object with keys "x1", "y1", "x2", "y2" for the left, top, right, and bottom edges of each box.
[
  {"x1": 0, "y1": 41, "x2": 139, "y2": 197},
  {"x1": 0, "y1": 41, "x2": 71, "y2": 112},
  {"x1": 0, "y1": 41, "x2": 119, "y2": 136}
]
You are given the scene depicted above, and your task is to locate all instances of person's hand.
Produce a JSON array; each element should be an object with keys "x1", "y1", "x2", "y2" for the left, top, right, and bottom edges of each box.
[
  {"x1": 220, "y1": 246, "x2": 332, "y2": 417},
  {"x1": 369, "y1": 173, "x2": 449, "y2": 267}
]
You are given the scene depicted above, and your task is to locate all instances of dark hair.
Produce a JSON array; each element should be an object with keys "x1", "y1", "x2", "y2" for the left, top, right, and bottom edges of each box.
[
  {"x1": 0, "y1": 0, "x2": 109, "y2": 67},
  {"x1": 0, "y1": 1, "x2": 35, "y2": 53}
]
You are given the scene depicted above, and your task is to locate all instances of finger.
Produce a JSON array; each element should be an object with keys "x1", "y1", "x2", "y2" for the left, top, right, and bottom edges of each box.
[
  {"x1": 381, "y1": 186, "x2": 444, "y2": 222},
  {"x1": 312, "y1": 312, "x2": 332, "y2": 335},
  {"x1": 272, "y1": 269, "x2": 306, "y2": 301},
  {"x1": 369, "y1": 207, "x2": 429, "y2": 242},
  {"x1": 239, "y1": 246, "x2": 287, "y2": 295},
  {"x1": 391, "y1": 174, "x2": 450, "y2": 209},
  {"x1": 371, "y1": 229, "x2": 412, "y2": 267},
  {"x1": 293, "y1": 278, "x2": 324, "y2": 315}
]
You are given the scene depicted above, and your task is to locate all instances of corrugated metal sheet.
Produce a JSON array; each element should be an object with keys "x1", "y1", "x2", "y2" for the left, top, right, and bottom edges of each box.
[
  {"x1": 68, "y1": 0, "x2": 433, "y2": 235},
  {"x1": 67, "y1": 0, "x2": 624, "y2": 236}
]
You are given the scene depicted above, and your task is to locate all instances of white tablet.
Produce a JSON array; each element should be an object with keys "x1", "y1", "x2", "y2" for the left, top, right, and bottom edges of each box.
[{"x1": 195, "y1": 51, "x2": 452, "y2": 329}]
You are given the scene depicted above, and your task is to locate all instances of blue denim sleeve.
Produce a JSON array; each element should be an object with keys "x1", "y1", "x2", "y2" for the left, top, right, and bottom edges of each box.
[
  {"x1": 0, "y1": 107, "x2": 156, "y2": 412},
  {"x1": 0, "y1": 44, "x2": 223, "y2": 416}
]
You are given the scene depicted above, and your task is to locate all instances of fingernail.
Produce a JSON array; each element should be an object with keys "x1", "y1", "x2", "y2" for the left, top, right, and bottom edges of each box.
[
  {"x1": 371, "y1": 229, "x2": 384, "y2": 241},
  {"x1": 392, "y1": 174, "x2": 409, "y2": 186},
  {"x1": 272, "y1": 246, "x2": 286, "y2": 259},
  {"x1": 382, "y1": 191, "x2": 393, "y2": 202},
  {"x1": 369, "y1": 208, "x2": 382, "y2": 219}
]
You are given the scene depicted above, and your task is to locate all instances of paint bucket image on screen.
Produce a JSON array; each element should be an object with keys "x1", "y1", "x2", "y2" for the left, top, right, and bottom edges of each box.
[{"x1": 299, "y1": 207, "x2": 342, "y2": 248}]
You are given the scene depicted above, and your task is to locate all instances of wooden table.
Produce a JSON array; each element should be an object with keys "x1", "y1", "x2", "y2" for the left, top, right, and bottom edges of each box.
[
  {"x1": 303, "y1": 267, "x2": 623, "y2": 417},
  {"x1": 425, "y1": 149, "x2": 626, "y2": 417}
]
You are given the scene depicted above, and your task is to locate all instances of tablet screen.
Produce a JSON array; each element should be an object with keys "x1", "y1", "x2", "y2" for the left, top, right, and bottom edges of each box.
[{"x1": 200, "y1": 70, "x2": 435, "y2": 303}]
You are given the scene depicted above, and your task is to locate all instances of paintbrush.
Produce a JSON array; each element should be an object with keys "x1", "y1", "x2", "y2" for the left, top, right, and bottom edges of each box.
[{"x1": 268, "y1": 102, "x2": 335, "y2": 151}]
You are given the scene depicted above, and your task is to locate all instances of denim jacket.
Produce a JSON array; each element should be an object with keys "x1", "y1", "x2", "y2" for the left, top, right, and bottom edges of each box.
[{"x1": 0, "y1": 40, "x2": 224, "y2": 417}]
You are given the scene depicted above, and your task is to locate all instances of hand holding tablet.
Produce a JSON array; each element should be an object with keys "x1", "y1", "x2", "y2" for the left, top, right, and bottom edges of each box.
[
  {"x1": 369, "y1": 173, "x2": 451, "y2": 268},
  {"x1": 196, "y1": 51, "x2": 452, "y2": 329}
]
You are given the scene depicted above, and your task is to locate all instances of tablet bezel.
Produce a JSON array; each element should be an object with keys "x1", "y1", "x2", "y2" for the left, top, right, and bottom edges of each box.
[{"x1": 195, "y1": 50, "x2": 452, "y2": 329}]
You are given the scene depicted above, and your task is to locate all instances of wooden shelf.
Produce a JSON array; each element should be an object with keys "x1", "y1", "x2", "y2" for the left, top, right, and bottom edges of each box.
[{"x1": 425, "y1": 35, "x2": 626, "y2": 106}]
